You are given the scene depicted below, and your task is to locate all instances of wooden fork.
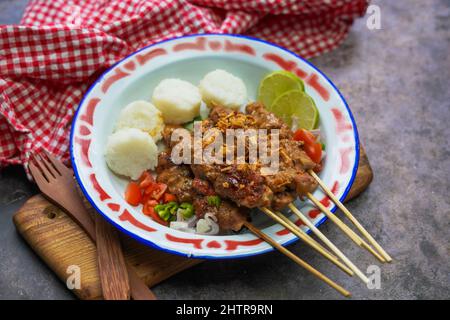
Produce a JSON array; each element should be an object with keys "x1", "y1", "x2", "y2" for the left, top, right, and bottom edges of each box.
[{"x1": 28, "y1": 150, "x2": 156, "y2": 300}]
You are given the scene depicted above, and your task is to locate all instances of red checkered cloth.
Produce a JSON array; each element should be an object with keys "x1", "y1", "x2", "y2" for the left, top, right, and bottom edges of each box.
[{"x1": 0, "y1": 0, "x2": 368, "y2": 172}]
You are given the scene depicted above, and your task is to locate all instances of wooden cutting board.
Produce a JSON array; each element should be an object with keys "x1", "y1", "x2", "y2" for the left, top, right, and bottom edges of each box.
[{"x1": 12, "y1": 147, "x2": 373, "y2": 300}]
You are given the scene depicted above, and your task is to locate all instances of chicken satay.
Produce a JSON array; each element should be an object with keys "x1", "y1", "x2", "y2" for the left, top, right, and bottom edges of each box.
[
  {"x1": 155, "y1": 151, "x2": 249, "y2": 233},
  {"x1": 161, "y1": 103, "x2": 319, "y2": 212},
  {"x1": 156, "y1": 152, "x2": 194, "y2": 203}
]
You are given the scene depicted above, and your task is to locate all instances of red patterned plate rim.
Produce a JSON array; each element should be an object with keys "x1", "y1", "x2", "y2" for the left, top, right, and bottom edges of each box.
[{"x1": 70, "y1": 34, "x2": 359, "y2": 259}]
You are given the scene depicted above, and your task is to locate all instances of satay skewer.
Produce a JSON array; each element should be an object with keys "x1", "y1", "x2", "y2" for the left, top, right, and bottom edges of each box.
[
  {"x1": 308, "y1": 170, "x2": 392, "y2": 262},
  {"x1": 306, "y1": 192, "x2": 386, "y2": 263},
  {"x1": 287, "y1": 204, "x2": 369, "y2": 284},
  {"x1": 261, "y1": 208, "x2": 354, "y2": 276},
  {"x1": 243, "y1": 221, "x2": 351, "y2": 297},
  {"x1": 274, "y1": 211, "x2": 340, "y2": 261}
]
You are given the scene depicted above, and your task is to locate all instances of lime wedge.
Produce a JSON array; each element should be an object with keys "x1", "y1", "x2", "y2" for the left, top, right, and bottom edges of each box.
[
  {"x1": 258, "y1": 70, "x2": 304, "y2": 108},
  {"x1": 270, "y1": 90, "x2": 319, "y2": 130}
]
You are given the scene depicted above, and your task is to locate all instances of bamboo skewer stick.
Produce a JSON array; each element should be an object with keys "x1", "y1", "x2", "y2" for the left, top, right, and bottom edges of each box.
[
  {"x1": 261, "y1": 208, "x2": 354, "y2": 276},
  {"x1": 274, "y1": 211, "x2": 339, "y2": 260},
  {"x1": 306, "y1": 193, "x2": 386, "y2": 263},
  {"x1": 288, "y1": 203, "x2": 369, "y2": 284},
  {"x1": 308, "y1": 170, "x2": 392, "y2": 262},
  {"x1": 243, "y1": 221, "x2": 351, "y2": 297}
]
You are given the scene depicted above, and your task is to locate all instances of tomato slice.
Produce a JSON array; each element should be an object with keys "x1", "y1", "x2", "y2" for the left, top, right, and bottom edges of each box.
[
  {"x1": 143, "y1": 204, "x2": 168, "y2": 226},
  {"x1": 163, "y1": 193, "x2": 177, "y2": 203},
  {"x1": 146, "y1": 199, "x2": 159, "y2": 207},
  {"x1": 293, "y1": 129, "x2": 322, "y2": 164},
  {"x1": 305, "y1": 143, "x2": 322, "y2": 164},
  {"x1": 140, "y1": 193, "x2": 151, "y2": 205},
  {"x1": 144, "y1": 182, "x2": 167, "y2": 200},
  {"x1": 293, "y1": 129, "x2": 316, "y2": 145},
  {"x1": 141, "y1": 193, "x2": 164, "y2": 205},
  {"x1": 124, "y1": 182, "x2": 142, "y2": 206},
  {"x1": 138, "y1": 171, "x2": 154, "y2": 189}
]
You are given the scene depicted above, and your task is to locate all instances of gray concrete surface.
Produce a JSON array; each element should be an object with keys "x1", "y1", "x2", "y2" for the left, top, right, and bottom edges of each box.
[{"x1": 0, "y1": 0, "x2": 449, "y2": 300}]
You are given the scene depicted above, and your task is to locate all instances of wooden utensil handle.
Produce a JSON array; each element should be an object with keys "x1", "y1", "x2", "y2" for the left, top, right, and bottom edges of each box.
[
  {"x1": 42, "y1": 193, "x2": 155, "y2": 300},
  {"x1": 59, "y1": 197, "x2": 96, "y2": 241},
  {"x1": 127, "y1": 263, "x2": 157, "y2": 300},
  {"x1": 96, "y1": 215, "x2": 131, "y2": 300}
]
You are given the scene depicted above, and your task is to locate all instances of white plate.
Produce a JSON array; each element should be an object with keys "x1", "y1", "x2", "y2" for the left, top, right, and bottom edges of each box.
[{"x1": 71, "y1": 34, "x2": 359, "y2": 259}]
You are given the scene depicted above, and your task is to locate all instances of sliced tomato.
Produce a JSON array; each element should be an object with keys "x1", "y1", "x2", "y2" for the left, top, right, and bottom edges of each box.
[
  {"x1": 140, "y1": 193, "x2": 151, "y2": 205},
  {"x1": 293, "y1": 129, "x2": 316, "y2": 145},
  {"x1": 124, "y1": 182, "x2": 142, "y2": 206},
  {"x1": 145, "y1": 199, "x2": 159, "y2": 207},
  {"x1": 293, "y1": 129, "x2": 322, "y2": 164},
  {"x1": 142, "y1": 204, "x2": 167, "y2": 226},
  {"x1": 305, "y1": 142, "x2": 322, "y2": 164},
  {"x1": 138, "y1": 171, "x2": 149, "y2": 183},
  {"x1": 138, "y1": 171, "x2": 154, "y2": 189},
  {"x1": 163, "y1": 193, "x2": 177, "y2": 203},
  {"x1": 141, "y1": 193, "x2": 165, "y2": 205},
  {"x1": 144, "y1": 182, "x2": 167, "y2": 200}
]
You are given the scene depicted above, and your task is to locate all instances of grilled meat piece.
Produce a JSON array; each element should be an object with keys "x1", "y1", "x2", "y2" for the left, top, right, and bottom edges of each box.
[
  {"x1": 246, "y1": 102, "x2": 318, "y2": 197},
  {"x1": 246, "y1": 102, "x2": 292, "y2": 138},
  {"x1": 247, "y1": 102, "x2": 316, "y2": 170},
  {"x1": 263, "y1": 167, "x2": 298, "y2": 193},
  {"x1": 294, "y1": 173, "x2": 318, "y2": 196},
  {"x1": 215, "y1": 201, "x2": 249, "y2": 232},
  {"x1": 161, "y1": 124, "x2": 183, "y2": 147},
  {"x1": 155, "y1": 151, "x2": 249, "y2": 232},
  {"x1": 192, "y1": 177, "x2": 215, "y2": 196},
  {"x1": 281, "y1": 138, "x2": 317, "y2": 171},
  {"x1": 191, "y1": 163, "x2": 220, "y2": 181},
  {"x1": 208, "y1": 105, "x2": 235, "y2": 123},
  {"x1": 156, "y1": 152, "x2": 194, "y2": 202},
  {"x1": 208, "y1": 165, "x2": 273, "y2": 208},
  {"x1": 272, "y1": 191, "x2": 297, "y2": 210},
  {"x1": 193, "y1": 197, "x2": 248, "y2": 232},
  {"x1": 268, "y1": 138, "x2": 317, "y2": 198},
  {"x1": 155, "y1": 151, "x2": 176, "y2": 173}
]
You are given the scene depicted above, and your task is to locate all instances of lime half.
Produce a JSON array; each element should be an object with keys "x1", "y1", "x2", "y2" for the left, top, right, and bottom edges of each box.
[
  {"x1": 258, "y1": 70, "x2": 304, "y2": 108},
  {"x1": 270, "y1": 90, "x2": 319, "y2": 130}
]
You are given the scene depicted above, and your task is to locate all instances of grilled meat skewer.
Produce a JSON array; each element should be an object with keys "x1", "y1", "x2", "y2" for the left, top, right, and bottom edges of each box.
[
  {"x1": 166, "y1": 102, "x2": 319, "y2": 210},
  {"x1": 156, "y1": 152, "x2": 249, "y2": 232}
]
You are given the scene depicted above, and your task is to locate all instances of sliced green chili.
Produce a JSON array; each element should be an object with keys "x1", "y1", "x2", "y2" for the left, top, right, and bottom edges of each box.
[
  {"x1": 178, "y1": 202, "x2": 194, "y2": 219},
  {"x1": 207, "y1": 195, "x2": 221, "y2": 208},
  {"x1": 155, "y1": 202, "x2": 179, "y2": 221}
]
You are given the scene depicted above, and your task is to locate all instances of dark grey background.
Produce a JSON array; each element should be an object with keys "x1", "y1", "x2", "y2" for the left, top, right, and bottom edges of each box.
[{"x1": 1, "y1": 0, "x2": 449, "y2": 300}]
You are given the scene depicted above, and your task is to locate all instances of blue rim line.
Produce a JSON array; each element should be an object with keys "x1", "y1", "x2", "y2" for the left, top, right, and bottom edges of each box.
[{"x1": 70, "y1": 33, "x2": 360, "y2": 260}]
